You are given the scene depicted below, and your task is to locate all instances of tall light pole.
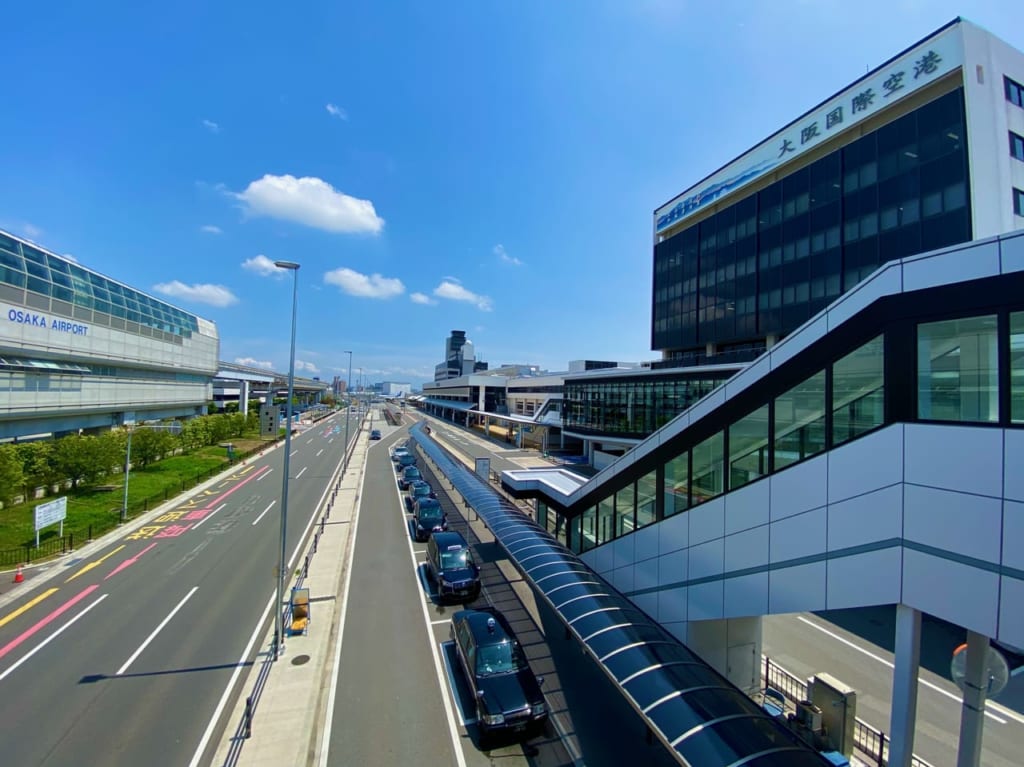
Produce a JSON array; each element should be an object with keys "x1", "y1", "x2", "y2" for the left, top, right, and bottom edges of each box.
[
  {"x1": 273, "y1": 259, "x2": 300, "y2": 659},
  {"x1": 121, "y1": 422, "x2": 181, "y2": 523},
  {"x1": 343, "y1": 350, "x2": 353, "y2": 469}
]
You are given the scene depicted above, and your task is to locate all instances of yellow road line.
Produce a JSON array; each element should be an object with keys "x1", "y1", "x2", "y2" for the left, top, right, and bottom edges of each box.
[
  {"x1": 65, "y1": 544, "x2": 126, "y2": 583},
  {"x1": 0, "y1": 587, "x2": 59, "y2": 629}
]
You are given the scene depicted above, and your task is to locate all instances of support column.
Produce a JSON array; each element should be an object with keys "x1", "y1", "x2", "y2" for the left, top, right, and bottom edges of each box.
[
  {"x1": 240, "y1": 380, "x2": 250, "y2": 416},
  {"x1": 956, "y1": 630, "x2": 990, "y2": 767},
  {"x1": 888, "y1": 604, "x2": 922, "y2": 767}
]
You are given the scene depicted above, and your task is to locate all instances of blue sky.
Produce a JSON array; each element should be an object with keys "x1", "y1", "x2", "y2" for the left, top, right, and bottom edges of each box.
[{"x1": 2, "y1": 1, "x2": 1022, "y2": 388}]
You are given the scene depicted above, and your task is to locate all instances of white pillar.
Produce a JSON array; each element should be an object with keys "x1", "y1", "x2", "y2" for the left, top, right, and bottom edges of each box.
[
  {"x1": 888, "y1": 604, "x2": 922, "y2": 767},
  {"x1": 240, "y1": 380, "x2": 250, "y2": 416},
  {"x1": 956, "y1": 630, "x2": 990, "y2": 767}
]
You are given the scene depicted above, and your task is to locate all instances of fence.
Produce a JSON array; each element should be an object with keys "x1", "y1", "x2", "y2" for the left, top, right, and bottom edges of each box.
[
  {"x1": 762, "y1": 656, "x2": 936, "y2": 767},
  {"x1": 0, "y1": 439, "x2": 280, "y2": 569}
]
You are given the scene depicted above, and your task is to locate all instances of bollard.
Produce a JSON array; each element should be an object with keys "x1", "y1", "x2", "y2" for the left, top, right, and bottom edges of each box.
[
  {"x1": 303, "y1": 554, "x2": 309, "y2": 578},
  {"x1": 313, "y1": 533, "x2": 319, "y2": 553},
  {"x1": 245, "y1": 696, "x2": 253, "y2": 738}
]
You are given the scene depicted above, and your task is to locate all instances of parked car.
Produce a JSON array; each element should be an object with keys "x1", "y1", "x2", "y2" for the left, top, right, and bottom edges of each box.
[
  {"x1": 450, "y1": 607, "x2": 547, "y2": 745},
  {"x1": 396, "y1": 452, "x2": 417, "y2": 471},
  {"x1": 411, "y1": 497, "x2": 446, "y2": 541},
  {"x1": 399, "y1": 465, "x2": 422, "y2": 490},
  {"x1": 426, "y1": 531, "x2": 481, "y2": 603},
  {"x1": 369, "y1": 429, "x2": 382, "y2": 440},
  {"x1": 392, "y1": 447, "x2": 410, "y2": 463},
  {"x1": 405, "y1": 480, "x2": 435, "y2": 512}
]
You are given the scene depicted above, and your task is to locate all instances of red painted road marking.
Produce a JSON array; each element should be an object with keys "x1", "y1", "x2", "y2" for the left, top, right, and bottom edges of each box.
[
  {"x1": 0, "y1": 584, "x2": 100, "y2": 661},
  {"x1": 193, "y1": 465, "x2": 270, "y2": 511},
  {"x1": 105, "y1": 541, "x2": 158, "y2": 580}
]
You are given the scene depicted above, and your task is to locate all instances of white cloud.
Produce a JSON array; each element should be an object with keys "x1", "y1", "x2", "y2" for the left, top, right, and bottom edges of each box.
[
  {"x1": 202, "y1": 119, "x2": 220, "y2": 133},
  {"x1": 62, "y1": 253, "x2": 78, "y2": 263},
  {"x1": 326, "y1": 103, "x2": 348, "y2": 120},
  {"x1": 200, "y1": 224, "x2": 222, "y2": 234},
  {"x1": 22, "y1": 223, "x2": 42, "y2": 239},
  {"x1": 235, "y1": 357, "x2": 274, "y2": 369},
  {"x1": 433, "y1": 280, "x2": 493, "y2": 311},
  {"x1": 494, "y1": 244, "x2": 522, "y2": 266},
  {"x1": 410, "y1": 292, "x2": 437, "y2": 305},
  {"x1": 241, "y1": 254, "x2": 287, "y2": 278},
  {"x1": 233, "y1": 174, "x2": 384, "y2": 234},
  {"x1": 324, "y1": 267, "x2": 404, "y2": 299},
  {"x1": 295, "y1": 360, "x2": 320, "y2": 374},
  {"x1": 152, "y1": 280, "x2": 238, "y2": 307}
]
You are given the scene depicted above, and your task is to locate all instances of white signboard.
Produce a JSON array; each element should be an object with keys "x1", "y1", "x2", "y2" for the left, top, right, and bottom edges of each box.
[
  {"x1": 475, "y1": 457, "x2": 491, "y2": 481},
  {"x1": 655, "y1": 24, "x2": 964, "y2": 235},
  {"x1": 34, "y1": 496, "x2": 67, "y2": 547}
]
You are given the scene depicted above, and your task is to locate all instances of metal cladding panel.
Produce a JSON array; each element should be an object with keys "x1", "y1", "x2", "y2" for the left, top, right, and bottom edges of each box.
[{"x1": 410, "y1": 423, "x2": 827, "y2": 766}]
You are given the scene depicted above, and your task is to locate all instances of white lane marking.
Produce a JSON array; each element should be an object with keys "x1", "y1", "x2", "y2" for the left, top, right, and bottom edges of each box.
[
  {"x1": 430, "y1": 618, "x2": 450, "y2": 626},
  {"x1": 190, "y1": 503, "x2": 227, "y2": 531},
  {"x1": 257, "y1": 468, "x2": 273, "y2": 481},
  {"x1": 318, "y1": 440, "x2": 369, "y2": 767},
  {"x1": 187, "y1": 592, "x2": 276, "y2": 767},
  {"x1": 396, "y1": 468, "x2": 467, "y2": 767},
  {"x1": 252, "y1": 501, "x2": 276, "y2": 526},
  {"x1": 296, "y1": 467, "x2": 308, "y2": 480},
  {"x1": 316, "y1": 449, "x2": 324, "y2": 457},
  {"x1": 290, "y1": 450, "x2": 298, "y2": 457},
  {"x1": 796, "y1": 616, "x2": 1015, "y2": 725},
  {"x1": 117, "y1": 587, "x2": 199, "y2": 676},
  {"x1": 328, "y1": 438, "x2": 334, "y2": 444},
  {"x1": 0, "y1": 594, "x2": 109, "y2": 682}
]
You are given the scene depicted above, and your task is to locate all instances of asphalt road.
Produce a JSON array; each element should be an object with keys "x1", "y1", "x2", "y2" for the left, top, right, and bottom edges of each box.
[
  {"x1": 0, "y1": 411, "x2": 356, "y2": 767},
  {"x1": 322, "y1": 416, "x2": 683, "y2": 767},
  {"x1": 765, "y1": 607, "x2": 1024, "y2": 766}
]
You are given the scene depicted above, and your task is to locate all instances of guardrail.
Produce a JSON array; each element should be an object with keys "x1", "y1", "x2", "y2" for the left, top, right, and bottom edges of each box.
[{"x1": 763, "y1": 656, "x2": 936, "y2": 767}]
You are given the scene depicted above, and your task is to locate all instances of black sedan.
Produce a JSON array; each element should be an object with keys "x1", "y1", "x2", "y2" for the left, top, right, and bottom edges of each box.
[
  {"x1": 450, "y1": 607, "x2": 547, "y2": 746},
  {"x1": 411, "y1": 498, "x2": 447, "y2": 541},
  {"x1": 369, "y1": 429, "x2": 382, "y2": 440},
  {"x1": 404, "y1": 480, "x2": 434, "y2": 512},
  {"x1": 399, "y1": 465, "x2": 422, "y2": 490}
]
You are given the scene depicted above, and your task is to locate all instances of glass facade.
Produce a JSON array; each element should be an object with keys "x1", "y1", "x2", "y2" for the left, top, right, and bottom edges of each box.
[
  {"x1": 1012, "y1": 313, "x2": 1024, "y2": 424},
  {"x1": 774, "y1": 371, "x2": 826, "y2": 470},
  {"x1": 563, "y1": 374, "x2": 731, "y2": 437},
  {"x1": 728, "y1": 404, "x2": 769, "y2": 490},
  {"x1": 0, "y1": 231, "x2": 200, "y2": 339},
  {"x1": 652, "y1": 88, "x2": 969, "y2": 355},
  {"x1": 918, "y1": 316, "x2": 998, "y2": 423},
  {"x1": 833, "y1": 335, "x2": 884, "y2": 447}
]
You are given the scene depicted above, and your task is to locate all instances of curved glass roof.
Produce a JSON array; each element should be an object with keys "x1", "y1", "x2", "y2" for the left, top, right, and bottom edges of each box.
[{"x1": 410, "y1": 423, "x2": 827, "y2": 767}]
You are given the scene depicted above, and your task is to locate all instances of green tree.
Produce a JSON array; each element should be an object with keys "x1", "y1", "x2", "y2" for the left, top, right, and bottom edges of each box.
[
  {"x1": 16, "y1": 441, "x2": 58, "y2": 494},
  {"x1": 131, "y1": 428, "x2": 176, "y2": 469},
  {"x1": 209, "y1": 414, "x2": 233, "y2": 444},
  {"x1": 180, "y1": 419, "x2": 210, "y2": 452},
  {"x1": 0, "y1": 444, "x2": 24, "y2": 505},
  {"x1": 95, "y1": 430, "x2": 125, "y2": 478},
  {"x1": 52, "y1": 434, "x2": 103, "y2": 488},
  {"x1": 229, "y1": 413, "x2": 247, "y2": 437}
]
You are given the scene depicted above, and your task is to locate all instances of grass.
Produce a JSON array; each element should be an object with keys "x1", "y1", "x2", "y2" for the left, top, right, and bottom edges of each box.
[{"x1": 0, "y1": 434, "x2": 279, "y2": 557}]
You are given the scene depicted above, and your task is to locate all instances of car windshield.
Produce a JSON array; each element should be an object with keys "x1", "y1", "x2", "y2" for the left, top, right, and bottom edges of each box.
[
  {"x1": 404, "y1": 468, "x2": 420, "y2": 478},
  {"x1": 440, "y1": 549, "x2": 472, "y2": 569},
  {"x1": 475, "y1": 639, "x2": 524, "y2": 676},
  {"x1": 418, "y1": 505, "x2": 443, "y2": 522},
  {"x1": 413, "y1": 484, "x2": 430, "y2": 497}
]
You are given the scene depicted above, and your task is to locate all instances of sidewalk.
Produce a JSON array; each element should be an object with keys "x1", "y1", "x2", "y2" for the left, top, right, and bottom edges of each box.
[{"x1": 210, "y1": 425, "x2": 369, "y2": 767}]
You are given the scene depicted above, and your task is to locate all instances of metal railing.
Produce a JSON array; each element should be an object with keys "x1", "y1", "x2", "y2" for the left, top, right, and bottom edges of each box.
[{"x1": 762, "y1": 656, "x2": 937, "y2": 767}]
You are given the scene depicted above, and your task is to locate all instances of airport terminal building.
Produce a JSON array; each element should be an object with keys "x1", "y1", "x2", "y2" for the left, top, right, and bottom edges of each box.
[
  {"x1": 0, "y1": 229, "x2": 219, "y2": 440},
  {"x1": 502, "y1": 19, "x2": 1024, "y2": 766}
]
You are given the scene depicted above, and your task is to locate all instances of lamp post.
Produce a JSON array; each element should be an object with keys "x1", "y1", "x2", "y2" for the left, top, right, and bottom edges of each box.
[
  {"x1": 273, "y1": 259, "x2": 300, "y2": 659},
  {"x1": 343, "y1": 350, "x2": 353, "y2": 470},
  {"x1": 121, "y1": 422, "x2": 181, "y2": 523}
]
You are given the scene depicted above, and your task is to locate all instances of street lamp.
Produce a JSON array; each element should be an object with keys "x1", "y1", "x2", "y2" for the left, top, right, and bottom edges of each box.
[
  {"x1": 273, "y1": 259, "x2": 300, "y2": 659},
  {"x1": 121, "y1": 422, "x2": 181, "y2": 523},
  {"x1": 343, "y1": 350, "x2": 353, "y2": 470}
]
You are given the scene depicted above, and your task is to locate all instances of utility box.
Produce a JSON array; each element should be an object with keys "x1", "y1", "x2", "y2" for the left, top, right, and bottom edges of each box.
[
  {"x1": 809, "y1": 673, "x2": 857, "y2": 757},
  {"x1": 260, "y1": 404, "x2": 279, "y2": 438}
]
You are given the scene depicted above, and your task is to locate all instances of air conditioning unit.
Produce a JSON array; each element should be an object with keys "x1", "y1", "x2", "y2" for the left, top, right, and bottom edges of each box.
[{"x1": 795, "y1": 700, "x2": 823, "y2": 733}]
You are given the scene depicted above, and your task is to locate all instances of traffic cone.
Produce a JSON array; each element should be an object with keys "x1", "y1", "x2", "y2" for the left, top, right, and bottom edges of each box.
[{"x1": 13, "y1": 564, "x2": 24, "y2": 584}]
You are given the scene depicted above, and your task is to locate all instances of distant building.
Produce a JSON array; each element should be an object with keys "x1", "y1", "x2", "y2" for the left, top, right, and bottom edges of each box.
[
  {"x1": 382, "y1": 381, "x2": 411, "y2": 397},
  {"x1": 434, "y1": 329, "x2": 488, "y2": 381}
]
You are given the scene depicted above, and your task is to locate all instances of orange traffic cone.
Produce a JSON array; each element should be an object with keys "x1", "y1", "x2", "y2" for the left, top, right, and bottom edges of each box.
[{"x1": 13, "y1": 564, "x2": 24, "y2": 584}]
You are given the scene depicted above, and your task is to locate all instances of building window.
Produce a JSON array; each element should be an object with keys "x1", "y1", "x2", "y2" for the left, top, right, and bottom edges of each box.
[
  {"x1": 691, "y1": 431, "x2": 724, "y2": 504},
  {"x1": 918, "y1": 315, "x2": 999, "y2": 423},
  {"x1": 728, "y1": 404, "x2": 769, "y2": 490},
  {"x1": 833, "y1": 335, "x2": 885, "y2": 446},
  {"x1": 615, "y1": 483, "x2": 636, "y2": 538},
  {"x1": 774, "y1": 370, "x2": 827, "y2": 470},
  {"x1": 1015, "y1": 188, "x2": 1024, "y2": 217},
  {"x1": 580, "y1": 507, "x2": 597, "y2": 552},
  {"x1": 1012, "y1": 313, "x2": 1024, "y2": 424},
  {"x1": 1012, "y1": 132, "x2": 1024, "y2": 163},
  {"x1": 637, "y1": 470, "x2": 657, "y2": 529},
  {"x1": 665, "y1": 452, "x2": 689, "y2": 516},
  {"x1": 1007, "y1": 75, "x2": 1024, "y2": 108},
  {"x1": 596, "y1": 496, "x2": 615, "y2": 546}
]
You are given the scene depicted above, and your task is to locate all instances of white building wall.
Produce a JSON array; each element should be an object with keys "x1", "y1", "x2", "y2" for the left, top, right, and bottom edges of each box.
[{"x1": 962, "y1": 21, "x2": 1024, "y2": 237}]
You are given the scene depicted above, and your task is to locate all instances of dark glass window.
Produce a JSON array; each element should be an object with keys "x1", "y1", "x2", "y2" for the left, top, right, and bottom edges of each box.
[
  {"x1": 833, "y1": 335, "x2": 884, "y2": 446},
  {"x1": 1007, "y1": 76, "x2": 1024, "y2": 108},
  {"x1": 1012, "y1": 313, "x2": 1024, "y2": 424},
  {"x1": 918, "y1": 316, "x2": 998, "y2": 423},
  {"x1": 1015, "y1": 188, "x2": 1024, "y2": 217},
  {"x1": 1011, "y1": 132, "x2": 1024, "y2": 163}
]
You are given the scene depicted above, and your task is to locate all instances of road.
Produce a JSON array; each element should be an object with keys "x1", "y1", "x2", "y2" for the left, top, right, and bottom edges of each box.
[
  {"x1": 764, "y1": 610, "x2": 1024, "y2": 767},
  {"x1": 322, "y1": 415, "x2": 683, "y2": 767},
  {"x1": 0, "y1": 411, "x2": 355, "y2": 767}
]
